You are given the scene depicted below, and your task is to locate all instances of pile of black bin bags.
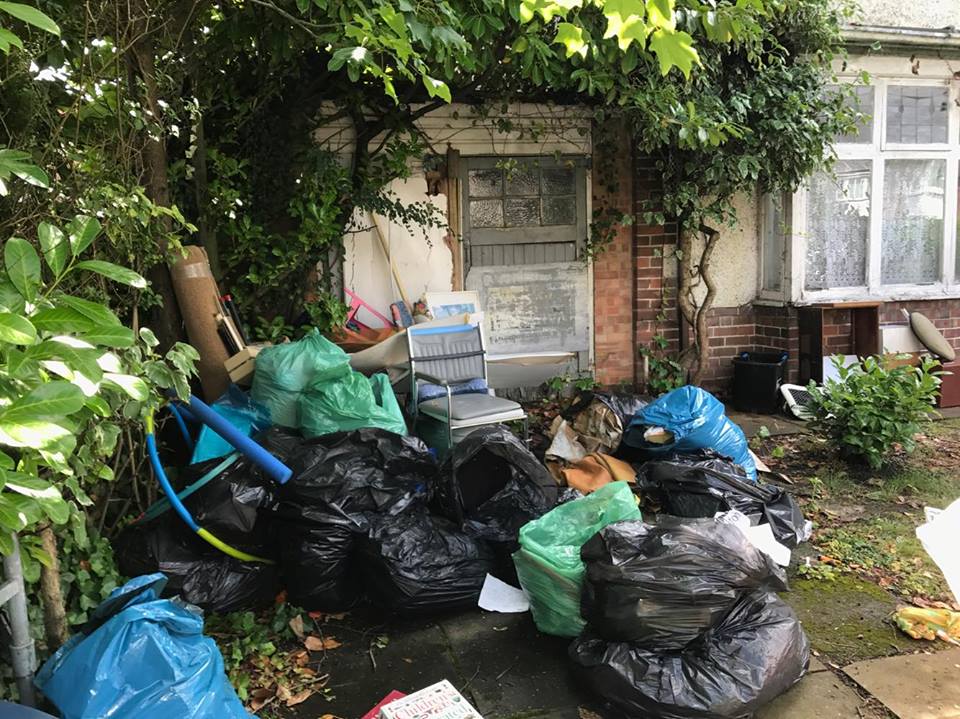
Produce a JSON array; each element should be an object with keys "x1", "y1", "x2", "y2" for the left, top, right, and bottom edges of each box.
[
  {"x1": 570, "y1": 518, "x2": 810, "y2": 719},
  {"x1": 117, "y1": 425, "x2": 559, "y2": 615}
]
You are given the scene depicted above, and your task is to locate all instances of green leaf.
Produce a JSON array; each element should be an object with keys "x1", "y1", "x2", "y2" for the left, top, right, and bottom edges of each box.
[
  {"x1": 0, "y1": 27, "x2": 24, "y2": 53},
  {"x1": 0, "y1": 419, "x2": 73, "y2": 449},
  {"x1": 648, "y1": 27, "x2": 699, "y2": 78},
  {"x1": 421, "y1": 76, "x2": 451, "y2": 102},
  {"x1": 79, "y1": 324, "x2": 135, "y2": 348},
  {"x1": 3, "y1": 472, "x2": 69, "y2": 524},
  {"x1": 59, "y1": 295, "x2": 121, "y2": 326},
  {"x1": 4, "y1": 237, "x2": 41, "y2": 301},
  {"x1": 0, "y1": 148, "x2": 48, "y2": 192},
  {"x1": 1, "y1": 381, "x2": 85, "y2": 422},
  {"x1": 66, "y1": 215, "x2": 101, "y2": 257},
  {"x1": 75, "y1": 260, "x2": 147, "y2": 289},
  {"x1": 139, "y1": 327, "x2": 159, "y2": 347},
  {"x1": 38, "y1": 222, "x2": 68, "y2": 277},
  {"x1": 0, "y1": 2, "x2": 60, "y2": 35},
  {"x1": 554, "y1": 22, "x2": 588, "y2": 58},
  {"x1": 103, "y1": 372, "x2": 149, "y2": 400},
  {"x1": 602, "y1": 0, "x2": 649, "y2": 49},
  {"x1": 31, "y1": 306, "x2": 95, "y2": 333},
  {"x1": 0, "y1": 495, "x2": 27, "y2": 532},
  {"x1": 0, "y1": 311, "x2": 36, "y2": 344}
]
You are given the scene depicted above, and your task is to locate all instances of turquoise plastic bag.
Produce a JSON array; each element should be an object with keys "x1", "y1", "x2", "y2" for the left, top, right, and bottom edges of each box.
[
  {"x1": 624, "y1": 385, "x2": 757, "y2": 481},
  {"x1": 513, "y1": 481, "x2": 641, "y2": 637},
  {"x1": 191, "y1": 386, "x2": 271, "y2": 464},
  {"x1": 251, "y1": 329, "x2": 349, "y2": 428},
  {"x1": 34, "y1": 574, "x2": 250, "y2": 719},
  {"x1": 300, "y1": 370, "x2": 407, "y2": 438}
]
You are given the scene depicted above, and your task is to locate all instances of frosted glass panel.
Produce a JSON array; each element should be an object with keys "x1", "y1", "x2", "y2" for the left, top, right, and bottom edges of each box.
[
  {"x1": 837, "y1": 85, "x2": 874, "y2": 144},
  {"x1": 468, "y1": 169, "x2": 501, "y2": 197},
  {"x1": 542, "y1": 196, "x2": 576, "y2": 226},
  {"x1": 886, "y1": 86, "x2": 949, "y2": 144},
  {"x1": 804, "y1": 160, "x2": 870, "y2": 290},
  {"x1": 542, "y1": 168, "x2": 575, "y2": 195},
  {"x1": 505, "y1": 166, "x2": 539, "y2": 196},
  {"x1": 762, "y1": 194, "x2": 787, "y2": 292},
  {"x1": 882, "y1": 160, "x2": 944, "y2": 285},
  {"x1": 470, "y1": 199, "x2": 503, "y2": 227},
  {"x1": 505, "y1": 198, "x2": 540, "y2": 226}
]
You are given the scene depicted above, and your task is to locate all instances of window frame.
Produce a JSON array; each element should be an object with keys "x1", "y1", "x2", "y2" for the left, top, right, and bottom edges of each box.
[{"x1": 785, "y1": 75, "x2": 960, "y2": 304}]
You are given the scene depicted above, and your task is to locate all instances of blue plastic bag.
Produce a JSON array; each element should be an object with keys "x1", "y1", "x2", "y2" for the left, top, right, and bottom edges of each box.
[
  {"x1": 191, "y1": 386, "x2": 272, "y2": 464},
  {"x1": 35, "y1": 574, "x2": 251, "y2": 719},
  {"x1": 624, "y1": 386, "x2": 757, "y2": 481}
]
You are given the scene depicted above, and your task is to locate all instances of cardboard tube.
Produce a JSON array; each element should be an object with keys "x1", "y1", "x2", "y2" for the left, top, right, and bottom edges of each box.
[{"x1": 170, "y1": 246, "x2": 230, "y2": 400}]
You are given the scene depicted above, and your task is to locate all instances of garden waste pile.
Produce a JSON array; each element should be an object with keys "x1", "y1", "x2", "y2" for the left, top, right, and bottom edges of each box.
[{"x1": 103, "y1": 330, "x2": 812, "y2": 719}]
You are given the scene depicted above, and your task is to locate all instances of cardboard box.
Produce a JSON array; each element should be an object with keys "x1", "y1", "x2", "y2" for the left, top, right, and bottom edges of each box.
[
  {"x1": 379, "y1": 680, "x2": 483, "y2": 719},
  {"x1": 224, "y1": 344, "x2": 266, "y2": 385}
]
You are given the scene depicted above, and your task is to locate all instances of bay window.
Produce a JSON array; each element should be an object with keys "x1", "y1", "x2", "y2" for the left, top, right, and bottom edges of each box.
[{"x1": 762, "y1": 76, "x2": 960, "y2": 302}]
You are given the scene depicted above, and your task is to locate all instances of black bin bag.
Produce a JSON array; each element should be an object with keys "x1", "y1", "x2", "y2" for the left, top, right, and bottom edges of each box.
[
  {"x1": 358, "y1": 505, "x2": 495, "y2": 614},
  {"x1": 441, "y1": 425, "x2": 558, "y2": 544},
  {"x1": 115, "y1": 517, "x2": 279, "y2": 613},
  {"x1": 275, "y1": 429, "x2": 439, "y2": 610},
  {"x1": 637, "y1": 451, "x2": 807, "y2": 548},
  {"x1": 569, "y1": 590, "x2": 810, "y2": 719},
  {"x1": 581, "y1": 518, "x2": 787, "y2": 648}
]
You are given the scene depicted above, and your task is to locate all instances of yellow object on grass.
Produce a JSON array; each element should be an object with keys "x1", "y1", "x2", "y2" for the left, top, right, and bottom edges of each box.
[{"x1": 893, "y1": 606, "x2": 960, "y2": 644}]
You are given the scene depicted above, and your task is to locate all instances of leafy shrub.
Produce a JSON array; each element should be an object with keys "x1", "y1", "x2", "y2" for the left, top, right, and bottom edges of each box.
[{"x1": 808, "y1": 355, "x2": 941, "y2": 469}]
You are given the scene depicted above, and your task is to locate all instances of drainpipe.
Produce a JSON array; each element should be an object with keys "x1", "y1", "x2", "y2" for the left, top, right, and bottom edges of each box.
[
  {"x1": 677, "y1": 250, "x2": 686, "y2": 355},
  {"x1": 3, "y1": 533, "x2": 37, "y2": 706}
]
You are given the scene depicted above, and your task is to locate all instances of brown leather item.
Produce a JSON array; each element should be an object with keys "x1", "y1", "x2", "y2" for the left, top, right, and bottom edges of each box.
[{"x1": 561, "y1": 453, "x2": 636, "y2": 494}]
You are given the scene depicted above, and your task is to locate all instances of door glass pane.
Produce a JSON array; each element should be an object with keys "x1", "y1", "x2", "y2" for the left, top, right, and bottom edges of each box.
[
  {"x1": 470, "y1": 199, "x2": 503, "y2": 228},
  {"x1": 885, "y1": 86, "x2": 949, "y2": 144},
  {"x1": 542, "y1": 168, "x2": 575, "y2": 195},
  {"x1": 804, "y1": 160, "x2": 870, "y2": 290},
  {"x1": 762, "y1": 194, "x2": 787, "y2": 292},
  {"x1": 882, "y1": 159, "x2": 944, "y2": 285},
  {"x1": 468, "y1": 169, "x2": 502, "y2": 197},
  {"x1": 505, "y1": 165, "x2": 539, "y2": 196},
  {"x1": 836, "y1": 85, "x2": 874, "y2": 144},
  {"x1": 542, "y1": 196, "x2": 576, "y2": 226},
  {"x1": 505, "y1": 198, "x2": 540, "y2": 226}
]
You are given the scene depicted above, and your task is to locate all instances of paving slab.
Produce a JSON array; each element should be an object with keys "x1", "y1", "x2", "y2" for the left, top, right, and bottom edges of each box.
[
  {"x1": 844, "y1": 648, "x2": 960, "y2": 719},
  {"x1": 756, "y1": 670, "x2": 865, "y2": 719},
  {"x1": 438, "y1": 610, "x2": 598, "y2": 719}
]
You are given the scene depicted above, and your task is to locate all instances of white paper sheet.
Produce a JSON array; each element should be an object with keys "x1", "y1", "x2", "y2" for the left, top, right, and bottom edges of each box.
[
  {"x1": 478, "y1": 574, "x2": 530, "y2": 613},
  {"x1": 715, "y1": 510, "x2": 792, "y2": 566},
  {"x1": 917, "y1": 498, "x2": 960, "y2": 604}
]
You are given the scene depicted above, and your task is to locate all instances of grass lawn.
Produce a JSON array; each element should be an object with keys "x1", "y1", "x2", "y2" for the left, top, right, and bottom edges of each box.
[{"x1": 750, "y1": 418, "x2": 960, "y2": 664}]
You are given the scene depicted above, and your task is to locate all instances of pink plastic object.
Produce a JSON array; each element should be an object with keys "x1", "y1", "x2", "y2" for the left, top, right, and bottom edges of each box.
[{"x1": 344, "y1": 288, "x2": 393, "y2": 330}]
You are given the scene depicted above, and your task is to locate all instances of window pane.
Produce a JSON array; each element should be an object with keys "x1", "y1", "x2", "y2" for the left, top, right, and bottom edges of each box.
[
  {"x1": 762, "y1": 194, "x2": 787, "y2": 291},
  {"x1": 505, "y1": 165, "x2": 539, "y2": 196},
  {"x1": 542, "y1": 168, "x2": 575, "y2": 195},
  {"x1": 468, "y1": 169, "x2": 502, "y2": 197},
  {"x1": 470, "y1": 199, "x2": 503, "y2": 227},
  {"x1": 542, "y1": 196, "x2": 576, "y2": 226},
  {"x1": 804, "y1": 160, "x2": 870, "y2": 290},
  {"x1": 505, "y1": 198, "x2": 540, "y2": 226},
  {"x1": 837, "y1": 85, "x2": 874, "y2": 144},
  {"x1": 885, "y1": 86, "x2": 949, "y2": 144},
  {"x1": 882, "y1": 159, "x2": 944, "y2": 285}
]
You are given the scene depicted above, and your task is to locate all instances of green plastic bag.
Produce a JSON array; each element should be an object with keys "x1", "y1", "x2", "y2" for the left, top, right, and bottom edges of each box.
[
  {"x1": 513, "y1": 481, "x2": 641, "y2": 637},
  {"x1": 300, "y1": 368, "x2": 407, "y2": 438},
  {"x1": 251, "y1": 329, "x2": 349, "y2": 428}
]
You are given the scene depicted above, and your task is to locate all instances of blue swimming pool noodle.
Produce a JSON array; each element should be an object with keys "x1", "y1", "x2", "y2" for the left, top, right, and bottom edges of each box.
[{"x1": 177, "y1": 394, "x2": 293, "y2": 484}]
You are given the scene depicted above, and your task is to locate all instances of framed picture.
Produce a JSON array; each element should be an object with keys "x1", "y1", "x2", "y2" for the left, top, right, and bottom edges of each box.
[{"x1": 424, "y1": 290, "x2": 481, "y2": 319}]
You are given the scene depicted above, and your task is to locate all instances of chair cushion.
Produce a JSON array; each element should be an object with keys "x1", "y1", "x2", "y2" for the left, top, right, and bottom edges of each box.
[{"x1": 419, "y1": 393, "x2": 522, "y2": 421}]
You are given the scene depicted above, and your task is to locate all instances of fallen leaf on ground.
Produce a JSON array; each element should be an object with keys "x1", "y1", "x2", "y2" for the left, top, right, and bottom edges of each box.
[
  {"x1": 276, "y1": 685, "x2": 292, "y2": 702},
  {"x1": 286, "y1": 689, "x2": 314, "y2": 707},
  {"x1": 305, "y1": 635, "x2": 342, "y2": 651},
  {"x1": 289, "y1": 614, "x2": 305, "y2": 638}
]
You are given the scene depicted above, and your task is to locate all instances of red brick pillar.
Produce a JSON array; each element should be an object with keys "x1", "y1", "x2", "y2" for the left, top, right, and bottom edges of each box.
[{"x1": 592, "y1": 119, "x2": 636, "y2": 387}]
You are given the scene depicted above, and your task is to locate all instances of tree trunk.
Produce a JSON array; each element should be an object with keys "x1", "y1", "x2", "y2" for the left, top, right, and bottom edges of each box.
[
  {"x1": 126, "y1": 6, "x2": 183, "y2": 349},
  {"x1": 38, "y1": 526, "x2": 68, "y2": 652},
  {"x1": 677, "y1": 224, "x2": 721, "y2": 386}
]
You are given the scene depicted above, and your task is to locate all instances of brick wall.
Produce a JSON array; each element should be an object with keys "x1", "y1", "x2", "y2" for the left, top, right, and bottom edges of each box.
[
  {"x1": 600, "y1": 152, "x2": 960, "y2": 398},
  {"x1": 591, "y1": 120, "x2": 636, "y2": 386}
]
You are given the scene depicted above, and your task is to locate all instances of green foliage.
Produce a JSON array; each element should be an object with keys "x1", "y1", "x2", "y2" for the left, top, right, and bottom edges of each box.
[
  {"x1": 0, "y1": 220, "x2": 198, "y2": 552},
  {"x1": 808, "y1": 355, "x2": 941, "y2": 470},
  {"x1": 640, "y1": 334, "x2": 685, "y2": 395}
]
